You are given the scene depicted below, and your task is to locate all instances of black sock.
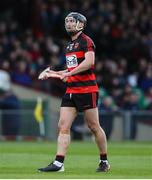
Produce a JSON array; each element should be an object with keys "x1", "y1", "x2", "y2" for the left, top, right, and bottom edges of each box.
[
  {"x1": 55, "y1": 155, "x2": 65, "y2": 163},
  {"x1": 100, "y1": 154, "x2": 107, "y2": 161}
]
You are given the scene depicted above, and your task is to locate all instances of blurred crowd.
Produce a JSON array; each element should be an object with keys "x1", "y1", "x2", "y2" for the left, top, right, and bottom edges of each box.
[{"x1": 0, "y1": 0, "x2": 152, "y2": 110}]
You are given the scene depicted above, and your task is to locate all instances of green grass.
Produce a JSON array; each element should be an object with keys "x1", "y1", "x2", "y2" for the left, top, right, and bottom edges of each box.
[{"x1": 0, "y1": 141, "x2": 152, "y2": 178}]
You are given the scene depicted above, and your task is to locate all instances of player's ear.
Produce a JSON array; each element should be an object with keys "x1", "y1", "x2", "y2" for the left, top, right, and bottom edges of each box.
[
  {"x1": 80, "y1": 22, "x2": 84, "y2": 28},
  {"x1": 76, "y1": 21, "x2": 84, "y2": 31}
]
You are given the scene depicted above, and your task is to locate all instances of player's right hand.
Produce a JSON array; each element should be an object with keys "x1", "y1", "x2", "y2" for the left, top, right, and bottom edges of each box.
[
  {"x1": 38, "y1": 67, "x2": 64, "y2": 80},
  {"x1": 38, "y1": 67, "x2": 51, "y2": 80}
]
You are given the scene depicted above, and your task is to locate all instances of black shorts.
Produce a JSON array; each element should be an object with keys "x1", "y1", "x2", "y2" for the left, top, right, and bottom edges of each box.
[{"x1": 61, "y1": 92, "x2": 98, "y2": 112}]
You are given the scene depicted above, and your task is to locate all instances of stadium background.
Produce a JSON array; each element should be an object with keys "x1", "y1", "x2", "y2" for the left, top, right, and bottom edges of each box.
[
  {"x1": 0, "y1": 0, "x2": 152, "y2": 179},
  {"x1": 0, "y1": 0, "x2": 152, "y2": 140}
]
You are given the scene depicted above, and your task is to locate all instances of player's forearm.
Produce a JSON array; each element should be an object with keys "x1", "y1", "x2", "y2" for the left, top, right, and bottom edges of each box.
[
  {"x1": 70, "y1": 60, "x2": 92, "y2": 75},
  {"x1": 56, "y1": 69, "x2": 68, "y2": 75},
  {"x1": 70, "y1": 51, "x2": 94, "y2": 75}
]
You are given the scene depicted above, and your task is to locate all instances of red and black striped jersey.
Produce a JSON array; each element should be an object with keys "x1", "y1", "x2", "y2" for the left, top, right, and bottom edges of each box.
[{"x1": 65, "y1": 32, "x2": 99, "y2": 94}]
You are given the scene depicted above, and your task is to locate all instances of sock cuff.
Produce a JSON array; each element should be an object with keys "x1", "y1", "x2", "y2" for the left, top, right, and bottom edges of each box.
[
  {"x1": 55, "y1": 155, "x2": 65, "y2": 163},
  {"x1": 100, "y1": 153, "x2": 107, "y2": 161}
]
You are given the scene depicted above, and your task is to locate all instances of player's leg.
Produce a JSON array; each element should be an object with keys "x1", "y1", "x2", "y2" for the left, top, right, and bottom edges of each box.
[
  {"x1": 84, "y1": 108, "x2": 107, "y2": 153},
  {"x1": 84, "y1": 107, "x2": 110, "y2": 172},
  {"x1": 38, "y1": 106, "x2": 77, "y2": 172},
  {"x1": 57, "y1": 107, "x2": 77, "y2": 156}
]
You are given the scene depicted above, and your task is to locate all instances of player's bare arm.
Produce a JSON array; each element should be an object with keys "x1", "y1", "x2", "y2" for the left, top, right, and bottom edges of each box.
[
  {"x1": 61, "y1": 51, "x2": 94, "y2": 79},
  {"x1": 38, "y1": 67, "x2": 68, "y2": 81},
  {"x1": 56, "y1": 69, "x2": 68, "y2": 75}
]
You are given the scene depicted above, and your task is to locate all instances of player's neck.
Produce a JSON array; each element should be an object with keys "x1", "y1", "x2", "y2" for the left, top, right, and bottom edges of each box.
[{"x1": 71, "y1": 31, "x2": 82, "y2": 41}]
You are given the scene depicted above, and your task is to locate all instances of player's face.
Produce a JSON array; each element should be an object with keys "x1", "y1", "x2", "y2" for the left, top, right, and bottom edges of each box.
[{"x1": 65, "y1": 16, "x2": 77, "y2": 34}]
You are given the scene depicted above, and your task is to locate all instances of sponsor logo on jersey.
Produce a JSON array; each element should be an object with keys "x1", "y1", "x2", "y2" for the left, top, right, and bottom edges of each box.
[{"x1": 66, "y1": 55, "x2": 78, "y2": 68}]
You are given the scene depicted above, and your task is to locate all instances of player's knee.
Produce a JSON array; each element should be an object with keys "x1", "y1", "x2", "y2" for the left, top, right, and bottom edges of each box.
[
  {"x1": 87, "y1": 122, "x2": 99, "y2": 133},
  {"x1": 58, "y1": 120, "x2": 70, "y2": 133}
]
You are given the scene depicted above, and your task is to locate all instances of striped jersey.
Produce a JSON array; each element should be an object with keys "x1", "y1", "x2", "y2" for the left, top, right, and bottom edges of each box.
[{"x1": 65, "y1": 32, "x2": 99, "y2": 94}]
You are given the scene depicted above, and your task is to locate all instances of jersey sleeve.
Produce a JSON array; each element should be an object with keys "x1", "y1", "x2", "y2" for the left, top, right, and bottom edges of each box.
[{"x1": 82, "y1": 36, "x2": 95, "y2": 53}]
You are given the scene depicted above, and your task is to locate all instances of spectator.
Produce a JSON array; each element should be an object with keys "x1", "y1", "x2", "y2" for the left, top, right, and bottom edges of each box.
[
  {"x1": 99, "y1": 96, "x2": 116, "y2": 140},
  {"x1": 11, "y1": 60, "x2": 33, "y2": 86},
  {"x1": 0, "y1": 70, "x2": 21, "y2": 137},
  {"x1": 138, "y1": 65, "x2": 152, "y2": 92},
  {"x1": 121, "y1": 87, "x2": 140, "y2": 139},
  {"x1": 145, "y1": 87, "x2": 152, "y2": 109},
  {"x1": 0, "y1": 0, "x2": 151, "y2": 102}
]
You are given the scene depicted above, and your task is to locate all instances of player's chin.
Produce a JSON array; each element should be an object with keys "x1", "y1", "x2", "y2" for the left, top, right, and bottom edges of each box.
[
  {"x1": 66, "y1": 30, "x2": 76, "y2": 36},
  {"x1": 66, "y1": 29, "x2": 72, "y2": 33}
]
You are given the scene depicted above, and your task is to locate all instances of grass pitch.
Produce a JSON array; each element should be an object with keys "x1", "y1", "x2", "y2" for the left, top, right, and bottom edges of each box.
[{"x1": 0, "y1": 141, "x2": 152, "y2": 179}]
